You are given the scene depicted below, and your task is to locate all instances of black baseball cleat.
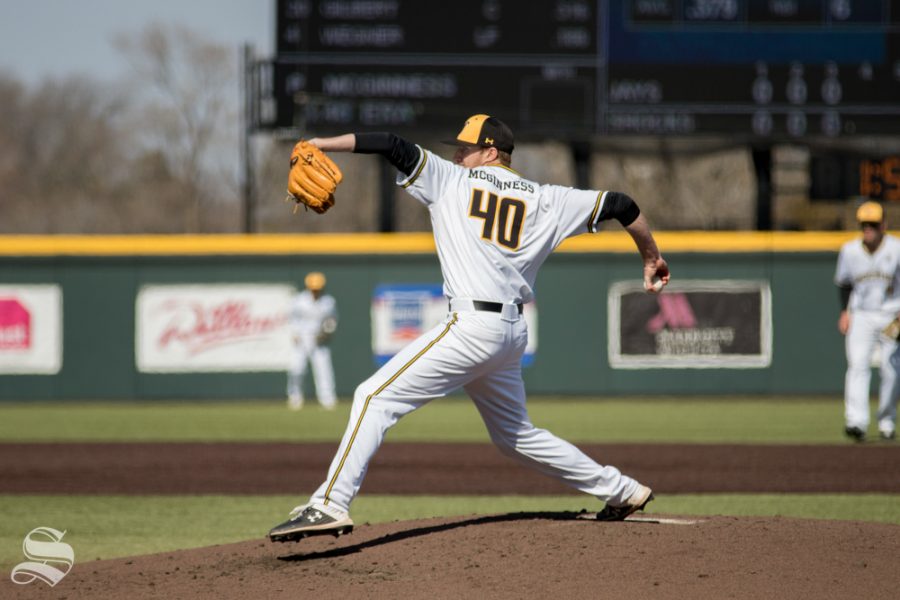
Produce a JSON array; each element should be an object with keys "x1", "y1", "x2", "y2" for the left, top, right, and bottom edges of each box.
[
  {"x1": 596, "y1": 484, "x2": 654, "y2": 521},
  {"x1": 844, "y1": 426, "x2": 866, "y2": 443},
  {"x1": 268, "y1": 503, "x2": 354, "y2": 543}
]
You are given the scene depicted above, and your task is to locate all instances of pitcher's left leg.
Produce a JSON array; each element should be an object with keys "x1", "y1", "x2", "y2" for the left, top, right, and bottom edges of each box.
[
  {"x1": 270, "y1": 318, "x2": 467, "y2": 542},
  {"x1": 308, "y1": 313, "x2": 480, "y2": 512}
]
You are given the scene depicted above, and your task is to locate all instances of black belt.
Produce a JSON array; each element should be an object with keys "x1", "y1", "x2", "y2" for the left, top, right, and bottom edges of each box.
[{"x1": 454, "y1": 300, "x2": 524, "y2": 315}]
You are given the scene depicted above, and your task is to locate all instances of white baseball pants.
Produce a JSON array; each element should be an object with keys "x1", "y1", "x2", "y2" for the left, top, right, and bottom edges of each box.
[
  {"x1": 287, "y1": 338, "x2": 337, "y2": 408},
  {"x1": 310, "y1": 307, "x2": 640, "y2": 513},
  {"x1": 844, "y1": 309, "x2": 900, "y2": 435}
]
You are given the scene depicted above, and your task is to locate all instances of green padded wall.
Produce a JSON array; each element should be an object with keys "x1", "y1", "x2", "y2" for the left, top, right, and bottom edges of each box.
[{"x1": 0, "y1": 249, "x2": 844, "y2": 400}]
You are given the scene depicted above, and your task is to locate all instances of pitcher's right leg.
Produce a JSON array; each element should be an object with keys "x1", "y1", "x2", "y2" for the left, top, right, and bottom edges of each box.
[{"x1": 465, "y1": 362, "x2": 643, "y2": 510}]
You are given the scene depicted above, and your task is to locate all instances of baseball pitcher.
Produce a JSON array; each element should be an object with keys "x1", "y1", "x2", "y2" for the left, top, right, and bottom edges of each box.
[
  {"x1": 270, "y1": 114, "x2": 670, "y2": 541},
  {"x1": 836, "y1": 201, "x2": 900, "y2": 442}
]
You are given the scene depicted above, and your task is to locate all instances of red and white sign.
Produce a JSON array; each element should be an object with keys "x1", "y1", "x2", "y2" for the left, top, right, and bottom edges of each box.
[
  {"x1": 136, "y1": 284, "x2": 294, "y2": 372},
  {"x1": 0, "y1": 299, "x2": 30, "y2": 349},
  {"x1": 0, "y1": 285, "x2": 63, "y2": 374}
]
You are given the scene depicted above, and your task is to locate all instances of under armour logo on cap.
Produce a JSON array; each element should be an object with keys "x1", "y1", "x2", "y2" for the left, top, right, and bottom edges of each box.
[{"x1": 442, "y1": 114, "x2": 515, "y2": 154}]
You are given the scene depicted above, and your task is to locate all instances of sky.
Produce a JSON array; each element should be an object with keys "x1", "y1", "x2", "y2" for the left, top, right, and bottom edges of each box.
[{"x1": 0, "y1": 0, "x2": 274, "y2": 87}]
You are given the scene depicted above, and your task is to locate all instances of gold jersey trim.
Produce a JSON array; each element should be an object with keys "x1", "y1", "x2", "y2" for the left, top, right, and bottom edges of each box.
[
  {"x1": 401, "y1": 147, "x2": 428, "y2": 189},
  {"x1": 587, "y1": 191, "x2": 606, "y2": 234}
]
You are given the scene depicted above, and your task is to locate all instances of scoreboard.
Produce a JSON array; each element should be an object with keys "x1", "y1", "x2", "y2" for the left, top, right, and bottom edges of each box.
[
  {"x1": 270, "y1": 0, "x2": 601, "y2": 135},
  {"x1": 810, "y1": 153, "x2": 900, "y2": 201},
  {"x1": 605, "y1": 0, "x2": 900, "y2": 137},
  {"x1": 262, "y1": 0, "x2": 900, "y2": 138}
]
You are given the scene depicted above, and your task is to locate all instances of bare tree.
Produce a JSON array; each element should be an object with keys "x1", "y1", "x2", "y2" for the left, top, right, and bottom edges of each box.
[
  {"x1": 0, "y1": 24, "x2": 241, "y2": 235},
  {"x1": 115, "y1": 23, "x2": 240, "y2": 232},
  {"x1": 0, "y1": 72, "x2": 145, "y2": 233},
  {"x1": 0, "y1": 73, "x2": 27, "y2": 207}
]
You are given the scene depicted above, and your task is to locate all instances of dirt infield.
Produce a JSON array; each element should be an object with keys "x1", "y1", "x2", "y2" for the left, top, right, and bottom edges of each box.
[
  {"x1": 2, "y1": 441, "x2": 899, "y2": 494},
  {"x1": 8, "y1": 514, "x2": 900, "y2": 599},
  {"x1": 4, "y1": 442, "x2": 900, "y2": 598}
]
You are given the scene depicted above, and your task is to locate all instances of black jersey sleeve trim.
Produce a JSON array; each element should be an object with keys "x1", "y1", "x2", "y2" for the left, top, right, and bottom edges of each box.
[
  {"x1": 353, "y1": 132, "x2": 420, "y2": 176},
  {"x1": 598, "y1": 191, "x2": 641, "y2": 227}
]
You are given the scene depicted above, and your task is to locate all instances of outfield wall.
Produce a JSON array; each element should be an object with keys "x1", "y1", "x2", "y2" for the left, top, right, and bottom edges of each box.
[{"x1": 0, "y1": 232, "x2": 853, "y2": 400}]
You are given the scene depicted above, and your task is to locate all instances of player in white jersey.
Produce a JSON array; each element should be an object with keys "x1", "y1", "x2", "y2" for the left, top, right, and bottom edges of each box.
[
  {"x1": 286, "y1": 271, "x2": 338, "y2": 411},
  {"x1": 269, "y1": 114, "x2": 670, "y2": 541},
  {"x1": 835, "y1": 201, "x2": 900, "y2": 442}
]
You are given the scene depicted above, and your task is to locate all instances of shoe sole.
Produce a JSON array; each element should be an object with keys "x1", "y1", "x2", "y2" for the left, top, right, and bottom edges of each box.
[
  {"x1": 269, "y1": 524, "x2": 353, "y2": 543},
  {"x1": 618, "y1": 492, "x2": 655, "y2": 520},
  {"x1": 596, "y1": 490, "x2": 655, "y2": 522}
]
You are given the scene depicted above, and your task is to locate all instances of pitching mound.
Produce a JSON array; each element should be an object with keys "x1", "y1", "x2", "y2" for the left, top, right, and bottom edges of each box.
[{"x1": 11, "y1": 513, "x2": 899, "y2": 599}]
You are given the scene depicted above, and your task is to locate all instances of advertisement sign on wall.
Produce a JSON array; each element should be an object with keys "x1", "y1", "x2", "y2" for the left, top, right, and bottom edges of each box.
[
  {"x1": 0, "y1": 285, "x2": 62, "y2": 374},
  {"x1": 136, "y1": 284, "x2": 294, "y2": 373},
  {"x1": 608, "y1": 280, "x2": 772, "y2": 369},
  {"x1": 371, "y1": 284, "x2": 538, "y2": 366}
]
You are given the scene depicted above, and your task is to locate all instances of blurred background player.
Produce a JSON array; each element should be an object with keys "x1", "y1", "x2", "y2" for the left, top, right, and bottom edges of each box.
[
  {"x1": 286, "y1": 272, "x2": 338, "y2": 410},
  {"x1": 835, "y1": 202, "x2": 900, "y2": 442}
]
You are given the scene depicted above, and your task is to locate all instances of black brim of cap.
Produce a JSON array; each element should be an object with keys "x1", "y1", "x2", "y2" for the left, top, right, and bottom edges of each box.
[
  {"x1": 440, "y1": 138, "x2": 480, "y2": 147},
  {"x1": 440, "y1": 139, "x2": 513, "y2": 153}
]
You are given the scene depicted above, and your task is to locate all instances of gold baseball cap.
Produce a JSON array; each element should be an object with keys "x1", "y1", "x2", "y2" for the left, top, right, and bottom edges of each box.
[
  {"x1": 442, "y1": 114, "x2": 515, "y2": 154},
  {"x1": 856, "y1": 201, "x2": 884, "y2": 223},
  {"x1": 304, "y1": 272, "x2": 326, "y2": 290}
]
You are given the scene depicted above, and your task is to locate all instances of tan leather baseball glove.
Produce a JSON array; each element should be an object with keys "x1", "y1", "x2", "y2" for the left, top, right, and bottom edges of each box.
[{"x1": 286, "y1": 140, "x2": 343, "y2": 214}]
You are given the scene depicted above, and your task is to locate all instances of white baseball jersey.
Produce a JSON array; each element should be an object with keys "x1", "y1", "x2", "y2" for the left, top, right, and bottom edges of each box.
[
  {"x1": 289, "y1": 290, "x2": 337, "y2": 338},
  {"x1": 398, "y1": 146, "x2": 610, "y2": 304},
  {"x1": 835, "y1": 235, "x2": 900, "y2": 313}
]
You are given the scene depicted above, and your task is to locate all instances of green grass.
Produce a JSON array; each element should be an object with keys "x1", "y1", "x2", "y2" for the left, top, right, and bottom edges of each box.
[
  {"x1": 0, "y1": 398, "x2": 890, "y2": 569},
  {"x1": 2, "y1": 493, "x2": 898, "y2": 570},
  {"x1": 0, "y1": 396, "x2": 857, "y2": 443}
]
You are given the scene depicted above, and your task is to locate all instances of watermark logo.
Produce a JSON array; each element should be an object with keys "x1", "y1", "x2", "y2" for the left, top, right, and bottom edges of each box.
[{"x1": 10, "y1": 527, "x2": 74, "y2": 587}]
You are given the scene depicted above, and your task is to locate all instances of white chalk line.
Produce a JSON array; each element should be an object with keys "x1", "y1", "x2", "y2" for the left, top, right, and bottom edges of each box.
[
  {"x1": 576, "y1": 514, "x2": 703, "y2": 526},
  {"x1": 627, "y1": 516, "x2": 703, "y2": 526}
]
